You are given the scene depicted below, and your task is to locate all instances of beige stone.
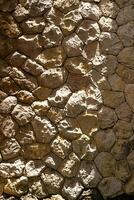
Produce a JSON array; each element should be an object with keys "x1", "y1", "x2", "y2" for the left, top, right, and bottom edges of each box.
[
  {"x1": 115, "y1": 102, "x2": 132, "y2": 122},
  {"x1": 17, "y1": 90, "x2": 35, "y2": 104},
  {"x1": 60, "y1": 9, "x2": 82, "y2": 35},
  {"x1": 58, "y1": 153, "x2": 80, "y2": 177},
  {"x1": 31, "y1": 100, "x2": 50, "y2": 116},
  {"x1": 12, "y1": 104, "x2": 35, "y2": 126},
  {"x1": 98, "y1": 177, "x2": 123, "y2": 199},
  {"x1": 77, "y1": 20, "x2": 100, "y2": 44},
  {"x1": 80, "y1": 2, "x2": 101, "y2": 20},
  {"x1": 32, "y1": 87, "x2": 52, "y2": 101},
  {"x1": 100, "y1": 0, "x2": 119, "y2": 18},
  {"x1": 25, "y1": 160, "x2": 45, "y2": 177},
  {"x1": 41, "y1": 168, "x2": 64, "y2": 194},
  {"x1": 94, "y1": 129, "x2": 116, "y2": 152},
  {"x1": 108, "y1": 74, "x2": 125, "y2": 91},
  {"x1": 118, "y1": 47, "x2": 134, "y2": 69},
  {"x1": 54, "y1": 0, "x2": 79, "y2": 13},
  {"x1": 13, "y1": 4, "x2": 29, "y2": 22},
  {"x1": 0, "y1": 96, "x2": 17, "y2": 114},
  {"x1": 44, "y1": 153, "x2": 62, "y2": 170},
  {"x1": 115, "y1": 160, "x2": 131, "y2": 182},
  {"x1": 31, "y1": 116, "x2": 57, "y2": 143},
  {"x1": 98, "y1": 17, "x2": 117, "y2": 32},
  {"x1": 98, "y1": 106, "x2": 117, "y2": 129},
  {"x1": 116, "y1": 64, "x2": 134, "y2": 84},
  {"x1": 41, "y1": 24, "x2": 63, "y2": 48},
  {"x1": 116, "y1": 5, "x2": 134, "y2": 25},
  {"x1": 4, "y1": 176, "x2": 28, "y2": 197},
  {"x1": 125, "y1": 176, "x2": 134, "y2": 195},
  {"x1": 47, "y1": 107, "x2": 65, "y2": 124},
  {"x1": 125, "y1": 84, "x2": 134, "y2": 112},
  {"x1": 51, "y1": 136, "x2": 71, "y2": 159},
  {"x1": 38, "y1": 68, "x2": 67, "y2": 89},
  {"x1": 102, "y1": 90, "x2": 125, "y2": 108},
  {"x1": 62, "y1": 33, "x2": 83, "y2": 57},
  {"x1": 22, "y1": 143, "x2": 50, "y2": 159},
  {"x1": 58, "y1": 118, "x2": 82, "y2": 140},
  {"x1": 114, "y1": 120, "x2": 133, "y2": 139}
]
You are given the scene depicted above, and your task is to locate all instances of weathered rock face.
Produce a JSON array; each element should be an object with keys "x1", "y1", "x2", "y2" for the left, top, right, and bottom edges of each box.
[{"x1": 0, "y1": 0, "x2": 134, "y2": 200}]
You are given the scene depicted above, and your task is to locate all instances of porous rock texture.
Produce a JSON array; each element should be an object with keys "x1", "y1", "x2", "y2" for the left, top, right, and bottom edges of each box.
[{"x1": 0, "y1": 0, "x2": 134, "y2": 200}]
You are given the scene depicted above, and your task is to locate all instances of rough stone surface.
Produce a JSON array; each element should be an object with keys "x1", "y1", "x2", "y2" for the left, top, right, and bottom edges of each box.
[{"x1": 0, "y1": 0, "x2": 134, "y2": 199}]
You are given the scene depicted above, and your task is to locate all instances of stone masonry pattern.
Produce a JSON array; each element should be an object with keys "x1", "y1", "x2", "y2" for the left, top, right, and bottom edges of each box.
[{"x1": 0, "y1": 0, "x2": 134, "y2": 199}]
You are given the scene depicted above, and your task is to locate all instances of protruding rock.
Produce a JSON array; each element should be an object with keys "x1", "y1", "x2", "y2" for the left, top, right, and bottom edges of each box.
[
  {"x1": 118, "y1": 47, "x2": 134, "y2": 69},
  {"x1": 25, "y1": 160, "x2": 45, "y2": 177},
  {"x1": 31, "y1": 116, "x2": 57, "y2": 143},
  {"x1": 100, "y1": 0, "x2": 119, "y2": 18},
  {"x1": 31, "y1": 101, "x2": 50, "y2": 116},
  {"x1": 125, "y1": 84, "x2": 134, "y2": 112},
  {"x1": 41, "y1": 168, "x2": 64, "y2": 194},
  {"x1": 12, "y1": 104, "x2": 35, "y2": 126},
  {"x1": 51, "y1": 136, "x2": 71, "y2": 159},
  {"x1": 0, "y1": 96, "x2": 17, "y2": 114}
]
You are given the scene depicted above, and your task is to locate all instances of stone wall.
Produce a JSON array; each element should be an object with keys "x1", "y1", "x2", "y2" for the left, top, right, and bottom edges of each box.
[{"x1": 0, "y1": 0, "x2": 134, "y2": 199}]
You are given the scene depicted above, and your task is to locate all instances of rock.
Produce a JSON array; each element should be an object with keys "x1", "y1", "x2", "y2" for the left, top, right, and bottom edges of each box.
[
  {"x1": 22, "y1": 143, "x2": 50, "y2": 159},
  {"x1": 0, "y1": 13, "x2": 21, "y2": 38},
  {"x1": 60, "y1": 9, "x2": 82, "y2": 36},
  {"x1": 31, "y1": 116, "x2": 57, "y2": 143},
  {"x1": 50, "y1": 195, "x2": 65, "y2": 200},
  {"x1": 94, "y1": 152, "x2": 116, "y2": 177},
  {"x1": 58, "y1": 153, "x2": 80, "y2": 177},
  {"x1": 80, "y1": 2, "x2": 101, "y2": 21},
  {"x1": 125, "y1": 84, "x2": 134, "y2": 112},
  {"x1": 11, "y1": 104, "x2": 35, "y2": 126},
  {"x1": 29, "y1": 178, "x2": 47, "y2": 198},
  {"x1": 98, "y1": 106, "x2": 117, "y2": 129},
  {"x1": 108, "y1": 74, "x2": 125, "y2": 91},
  {"x1": 25, "y1": 160, "x2": 45, "y2": 177},
  {"x1": 1, "y1": 139, "x2": 21, "y2": 160},
  {"x1": 99, "y1": 32, "x2": 123, "y2": 55},
  {"x1": 82, "y1": 41, "x2": 100, "y2": 61},
  {"x1": 48, "y1": 85, "x2": 72, "y2": 108},
  {"x1": 78, "y1": 161, "x2": 102, "y2": 188},
  {"x1": 0, "y1": 90, "x2": 7, "y2": 102},
  {"x1": 114, "y1": 120, "x2": 133, "y2": 139},
  {"x1": 62, "y1": 33, "x2": 83, "y2": 57},
  {"x1": 77, "y1": 20, "x2": 100, "y2": 44},
  {"x1": 22, "y1": 59, "x2": 44, "y2": 76},
  {"x1": 15, "y1": 124, "x2": 35, "y2": 145},
  {"x1": 94, "y1": 129, "x2": 116, "y2": 152},
  {"x1": 93, "y1": 55, "x2": 117, "y2": 77},
  {"x1": 17, "y1": 90, "x2": 35, "y2": 104},
  {"x1": 31, "y1": 101, "x2": 50, "y2": 116},
  {"x1": 116, "y1": 64, "x2": 134, "y2": 84},
  {"x1": 17, "y1": 35, "x2": 42, "y2": 58},
  {"x1": 116, "y1": 5, "x2": 134, "y2": 25},
  {"x1": 127, "y1": 151, "x2": 134, "y2": 170},
  {"x1": 51, "y1": 136, "x2": 71, "y2": 159},
  {"x1": 29, "y1": 0, "x2": 53, "y2": 17},
  {"x1": 20, "y1": 17, "x2": 45, "y2": 34},
  {"x1": 102, "y1": 90, "x2": 125, "y2": 108},
  {"x1": 44, "y1": 153, "x2": 62, "y2": 170},
  {"x1": 62, "y1": 178, "x2": 84, "y2": 200},
  {"x1": 54, "y1": 0, "x2": 79, "y2": 13},
  {"x1": 67, "y1": 73, "x2": 89, "y2": 92},
  {"x1": 0, "y1": 96, "x2": 17, "y2": 114},
  {"x1": 0, "y1": 0, "x2": 17, "y2": 12},
  {"x1": 100, "y1": 0, "x2": 119, "y2": 18},
  {"x1": 47, "y1": 107, "x2": 65, "y2": 124},
  {"x1": 21, "y1": 194, "x2": 38, "y2": 200},
  {"x1": 98, "y1": 177, "x2": 123, "y2": 199},
  {"x1": 64, "y1": 56, "x2": 92, "y2": 75},
  {"x1": 38, "y1": 68, "x2": 67, "y2": 89},
  {"x1": 40, "y1": 24, "x2": 63, "y2": 48},
  {"x1": 115, "y1": 160, "x2": 131, "y2": 182},
  {"x1": 45, "y1": 7, "x2": 63, "y2": 26},
  {"x1": 1, "y1": 115, "x2": 18, "y2": 138},
  {"x1": 0, "y1": 159, "x2": 25, "y2": 178},
  {"x1": 77, "y1": 111, "x2": 98, "y2": 136},
  {"x1": 0, "y1": 35, "x2": 14, "y2": 58},
  {"x1": 111, "y1": 139, "x2": 129, "y2": 160},
  {"x1": 65, "y1": 90, "x2": 87, "y2": 117},
  {"x1": 58, "y1": 118, "x2": 82, "y2": 140},
  {"x1": 115, "y1": 102, "x2": 132, "y2": 122},
  {"x1": 118, "y1": 47, "x2": 134, "y2": 69},
  {"x1": 41, "y1": 168, "x2": 64, "y2": 194},
  {"x1": 117, "y1": 22, "x2": 134, "y2": 47},
  {"x1": 125, "y1": 176, "x2": 134, "y2": 195},
  {"x1": 88, "y1": 69, "x2": 111, "y2": 90},
  {"x1": 98, "y1": 17, "x2": 117, "y2": 32},
  {"x1": 7, "y1": 51, "x2": 27, "y2": 68},
  {"x1": 0, "y1": 59, "x2": 9, "y2": 78},
  {"x1": 72, "y1": 135, "x2": 90, "y2": 159},
  {"x1": 32, "y1": 87, "x2": 52, "y2": 101},
  {"x1": 4, "y1": 176, "x2": 28, "y2": 197},
  {"x1": 13, "y1": 4, "x2": 29, "y2": 22}
]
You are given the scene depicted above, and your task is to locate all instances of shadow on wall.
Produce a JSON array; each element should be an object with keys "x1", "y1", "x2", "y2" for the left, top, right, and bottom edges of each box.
[{"x1": 0, "y1": 0, "x2": 134, "y2": 200}]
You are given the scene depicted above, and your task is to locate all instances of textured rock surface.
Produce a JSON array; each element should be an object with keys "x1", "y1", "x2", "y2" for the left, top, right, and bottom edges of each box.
[{"x1": 0, "y1": 0, "x2": 134, "y2": 199}]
